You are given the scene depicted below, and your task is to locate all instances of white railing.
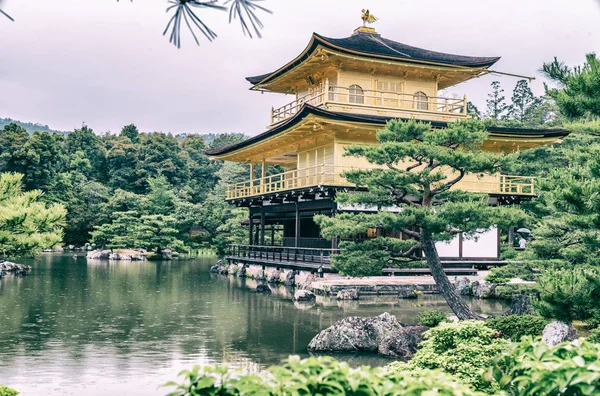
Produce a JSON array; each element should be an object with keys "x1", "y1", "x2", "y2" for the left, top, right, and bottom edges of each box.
[
  {"x1": 226, "y1": 165, "x2": 535, "y2": 200},
  {"x1": 271, "y1": 84, "x2": 467, "y2": 124}
]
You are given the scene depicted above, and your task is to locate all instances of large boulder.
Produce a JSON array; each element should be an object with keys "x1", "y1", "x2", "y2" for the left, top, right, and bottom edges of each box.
[
  {"x1": 161, "y1": 249, "x2": 173, "y2": 261},
  {"x1": 378, "y1": 325, "x2": 429, "y2": 359},
  {"x1": 237, "y1": 265, "x2": 247, "y2": 278},
  {"x1": 542, "y1": 321, "x2": 578, "y2": 346},
  {"x1": 209, "y1": 260, "x2": 225, "y2": 274},
  {"x1": 472, "y1": 281, "x2": 497, "y2": 299},
  {"x1": 337, "y1": 289, "x2": 359, "y2": 301},
  {"x1": 308, "y1": 312, "x2": 402, "y2": 352},
  {"x1": 86, "y1": 250, "x2": 111, "y2": 260},
  {"x1": 285, "y1": 270, "x2": 297, "y2": 286},
  {"x1": 455, "y1": 277, "x2": 472, "y2": 296},
  {"x1": 294, "y1": 289, "x2": 316, "y2": 302},
  {"x1": 299, "y1": 273, "x2": 317, "y2": 290}
]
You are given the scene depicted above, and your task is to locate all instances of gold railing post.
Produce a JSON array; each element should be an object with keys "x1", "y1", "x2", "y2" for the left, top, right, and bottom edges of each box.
[{"x1": 463, "y1": 95, "x2": 468, "y2": 115}]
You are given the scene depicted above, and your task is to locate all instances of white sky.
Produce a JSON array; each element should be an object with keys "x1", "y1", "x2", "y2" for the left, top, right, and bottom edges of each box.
[{"x1": 1, "y1": 0, "x2": 599, "y2": 135}]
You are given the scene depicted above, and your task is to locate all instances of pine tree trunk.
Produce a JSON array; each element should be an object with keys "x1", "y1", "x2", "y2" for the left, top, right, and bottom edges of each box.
[{"x1": 421, "y1": 229, "x2": 483, "y2": 320}]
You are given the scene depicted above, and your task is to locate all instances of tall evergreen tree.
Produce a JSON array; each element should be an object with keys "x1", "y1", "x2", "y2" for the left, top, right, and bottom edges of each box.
[
  {"x1": 485, "y1": 81, "x2": 508, "y2": 120},
  {"x1": 541, "y1": 53, "x2": 600, "y2": 120},
  {"x1": 506, "y1": 80, "x2": 541, "y2": 125},
  {"x1": 316, "y1": 119, "x2": 525, "y2": 320},
  {"x1": 467, "y1": 101, "x2": 482, "y2": 120}
]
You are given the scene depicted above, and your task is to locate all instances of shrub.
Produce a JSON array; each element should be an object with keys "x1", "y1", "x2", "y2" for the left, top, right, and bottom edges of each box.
[
  {"x1": 588, "y1": 327, "x2": 600, "y2": 343},
  {"x1": 388, "y1": 321, "x2": 508, "y2": 393},
  {"x1": 486, "y1": 338, "x2": 600, "y2": 395},
  {"x1": 534, "y1": 267, "x2": 600, "y2": 323},
  {"x1": 417, "y1": 309, "x2": 450, "y2": 327},
  {"x1": 0, "y1": 385, "x2": 18, "y2": 396},
  {"x1": 485, "y1": 263, "x2": 536, "y2": 284},
  {"x1": 485, "y1": 315, "x2": 549, "y2": 341},
  {"x1": 165, "y1": 356, "x2": 484, "y2": 396},
  {"x1": 493, "y1": 284, "x2": 539, "y2": 300}
]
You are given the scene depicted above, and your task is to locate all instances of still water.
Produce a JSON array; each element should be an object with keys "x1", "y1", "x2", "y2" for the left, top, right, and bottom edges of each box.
[{"x1": 0, "y1": 254, "x2": 508, "y2": 395}]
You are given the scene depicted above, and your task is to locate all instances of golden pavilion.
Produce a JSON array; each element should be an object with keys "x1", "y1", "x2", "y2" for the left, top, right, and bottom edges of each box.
[{"x1": 206, "y1": 16, "x2": 568, "y2": 267}]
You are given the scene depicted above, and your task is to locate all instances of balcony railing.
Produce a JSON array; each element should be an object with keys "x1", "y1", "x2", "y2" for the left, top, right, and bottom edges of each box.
[
  {"x1": 225, "y1": 165, "x2": 536, "y2": 200},
  {"x1": 271, "y1": 84, "x2": 467, "y2": 125}
]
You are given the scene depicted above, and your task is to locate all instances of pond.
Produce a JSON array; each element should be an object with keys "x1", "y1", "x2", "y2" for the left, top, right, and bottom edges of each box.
[{"x1": 0, "y1": 254, "x2": 508, "y2": 396}]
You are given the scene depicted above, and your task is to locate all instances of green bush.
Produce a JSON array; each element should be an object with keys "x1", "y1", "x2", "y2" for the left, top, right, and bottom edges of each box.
[
  {"x1": 588, "y1": 327, "x2": 600, "y2": 343},
  {"x1": 485, "y1": 315, "x2": 549, "y2": 341},
  {"x1": 388, "y1": 321, "x2": 508, "y2": 393},
  {"x1": 534, "y1": 267, "x2": 600, "y2": 323},
  {"x1": 417, "y1": 309, "x2": 450, "y2": 327},
  {"x1": 0, "y1": 385, "x2": 18, "y2": 396},
  {"x1": 493, "y1": 284, "x2": 539, "y2": 300},
  {"x1": 486, "y1": 338, "x2": 600, "y2": 395},
  {"x1": 485, "y1": 263, "x2": 536, "y2": 284},
  {"x1": 165, "y1": 356, "x2": 484, "y2": 396}
]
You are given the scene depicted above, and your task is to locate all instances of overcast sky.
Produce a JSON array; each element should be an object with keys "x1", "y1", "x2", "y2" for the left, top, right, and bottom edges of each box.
[{"x1": 1, "y1": 0, "x2": 599, "y2": 136}]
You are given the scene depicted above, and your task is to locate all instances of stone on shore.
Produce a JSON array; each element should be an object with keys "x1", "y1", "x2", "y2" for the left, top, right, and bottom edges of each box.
[
  {"x1": 237, "y1": 265, "x2": 247, "y2": 277},
  {"x1": 86, "y1": 249, "x2": 146, "y2": 261},
  {"x1": 472, "y1": 281, "x2": 497, "y2": 298},
  {"x1": 299, "y1": 273, "x2": 317, "y2": 290},
  {"x1": 209, "y1": 260, "x2": 226, "y2": 273},
  {"x1": 294, "y1": 289, "x2": 316, "y2": 302},
  {"x1": 542, "y1": 321, "x2": 578, "y2": 346},
  {"x1": 337, "y1": 289, "x2": 359, "y2": 301},
  {"x1": 510, "y1": 294, "x2": 535, "y2": 315},
  {"x1": 284, "y1": 270, "x2": 296, "y2": 286},
  {"x1": 0, "y1": 261, "x2": 32, "y2": 277},
  {"x1": 455, "y1": 277, "x2": 472, "y2": 295},
  {"x1": 267, "y1": 269, "x2": 283, "y2": 284},
  {"x1": 308, "y1": 312, "x2": 402, "y2": 352},
  {"x1": 378, "y1": 325, "x2": 429, "y2": 359}
]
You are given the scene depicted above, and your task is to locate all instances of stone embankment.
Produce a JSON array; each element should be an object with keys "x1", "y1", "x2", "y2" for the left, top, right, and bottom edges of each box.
[
  {"x1": 87, "y1": 249, "x2": 147, "y2": 261},
  {"x1": 209, "y1": 260, "x2": 323, "y2": 289},
  {"x1": 0, "y1": 261, "x2": 32, "y2": 278}
]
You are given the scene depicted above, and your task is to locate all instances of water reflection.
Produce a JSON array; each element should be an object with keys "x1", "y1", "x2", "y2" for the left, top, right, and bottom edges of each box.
[{"x1": 0, "y1": 254, "x2": 508, "y2": 396}]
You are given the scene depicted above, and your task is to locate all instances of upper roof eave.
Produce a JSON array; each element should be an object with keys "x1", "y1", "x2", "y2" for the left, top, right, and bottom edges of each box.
[
  {"x1": 245, "y1": 32, "x2": 501, "y2": 88},
  {"x1": 205, "y1": 104, "x2": 570, "y2": 157}
]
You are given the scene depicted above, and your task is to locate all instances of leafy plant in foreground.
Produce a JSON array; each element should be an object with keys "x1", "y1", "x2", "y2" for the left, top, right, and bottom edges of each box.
[
  {"x1": 0, "y1": 385, "x2": 18, "y2": 396},
  {"x1": 165, "y1": 356, "x2": 484, "y2": 396},
  {"x1": 417, "y1": 309, "x2": 450, "y2": 327},
  {"x1": 485, "y1": 315, "x2": 549, "y2": 341},
  {"x1": 388, "y1": 321, "x2": 508, "y2": 393}
]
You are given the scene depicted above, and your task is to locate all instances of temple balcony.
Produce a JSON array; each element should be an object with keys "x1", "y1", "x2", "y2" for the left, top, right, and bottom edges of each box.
[
  {"x1": 270, "y1": 84, "x2": 468, "y2": 126},
  {"x1": 225, "y1": 165, "x2": 535, "y2": 200}
]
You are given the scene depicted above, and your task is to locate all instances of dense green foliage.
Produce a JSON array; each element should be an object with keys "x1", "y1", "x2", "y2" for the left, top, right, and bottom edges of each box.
[
  {"x1": 0, "y1": 173, "x2": 66, "y2": 258},
  {"x1": 485, "y1": 315, "x2": 549, "y2": 341},
  {"x1": 0, "y1": 117, "x2": 68, "y2": 135},
  {"x1": 542, "y1": 53, "x2": 600, "y2": 120},
  {"x1": 485, "y1": 263, "x2": 536, "y2": 284},
  {"x1": 389, "y1": 321, "x2": 508, "y2": 393},
  {"x1": 0, "y1": 122, "x2": 248, "y2": 252},
  {"x1": 492, "y1": 284, "x2": 539, "y2": 301},
  {"x1": 166, "y1": 355, "x2": 483, "y2": 396},
  {"x1": 417, "y1": 309, "x2": 450, "y2": 327},
  {"x1": 487, "y1": 338, "x2": 600, "y2": 395},
  {"x1": 0, "y1": 385, "x2": 18, "y2": 396},
  {"x1": 534, "y1": 268, "x2": 600, "y2": 324}
]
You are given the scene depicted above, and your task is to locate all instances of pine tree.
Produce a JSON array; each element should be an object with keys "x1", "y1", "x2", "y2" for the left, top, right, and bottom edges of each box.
[
  {"x1": 316, "y1": 119, "x2": 525, "y2": 320},
  {"x1": 541, "y1": 53, "x2": 600, "y2": 120},
  {"x1": 506, "y1": 80, "x2": 542, "y2": 125},
  {"x1": 0, "y1": 172, "x2": 67, "y2": 258},
  {"x1": 485, "y1": 81, "x2": 508, "y2": 120},
  {"x1": 467, "y1": 101, "x2": 482, "y2": 120}
]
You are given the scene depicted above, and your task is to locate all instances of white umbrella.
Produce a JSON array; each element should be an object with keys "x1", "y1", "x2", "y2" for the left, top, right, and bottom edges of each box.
[{"x1": 516, "y1": 228, "x2": 531, "y2": 234}]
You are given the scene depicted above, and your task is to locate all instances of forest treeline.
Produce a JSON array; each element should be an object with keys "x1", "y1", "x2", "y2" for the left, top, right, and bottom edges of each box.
[{"x1": 0, "y1": 123, "x2": 249, "y2": 253}]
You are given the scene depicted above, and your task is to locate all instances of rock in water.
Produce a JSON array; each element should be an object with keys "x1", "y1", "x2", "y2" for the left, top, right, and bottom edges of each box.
[
  {"x1": 256, "y1": 284, "x2": 272, "y2": 294},
  {"x1": 294, "y1": 289, "x2": 316, "y2": 301},
  {"x1": 378, "y1": 326, "x2": 429, "y2": 359},
  {"x1": 307, "y1": 312, "x2": 402, "y2": 352},
  {"x1": 510, "y1": 294, "x2": 534, "y2": 315},
  {"x1": 285, "y1": 270, "x2": 296, "y2": 286},
  {"x1": 542, "y1": 321, "x2": 578, "y2": 346},
  {"x1": 209, "y1": 260, "x2": 225, "y2": 274},
  {"x1": 397, "y1": 285, "x2": 419, "y2": 299},
  {"x1": 237, "y1": 265, "x2": 247, "y2": 278},
  {"x1": 337, "y1": 289, "x2": 359, "y2": 300},
  {"x1": 161, "y1": 249, "x2": 173, "y2": 260},
  {"x1": 299, "y1": 273, "x2": 317, "y2": 290}
]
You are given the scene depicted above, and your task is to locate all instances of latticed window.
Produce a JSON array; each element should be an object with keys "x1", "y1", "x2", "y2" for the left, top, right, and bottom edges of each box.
[
  {"x1": 349, "y1": 84, "x2": 364, "y2": 104},
  {"x1": 414, "y1": 91, "x2": 428, "y2": 110}
]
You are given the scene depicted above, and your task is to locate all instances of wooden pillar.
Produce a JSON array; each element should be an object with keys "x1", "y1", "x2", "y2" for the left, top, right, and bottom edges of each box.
[
  {"x1": 331, "y1": 199, "x2": 338, "y2": 250},
  {"x1": 261, "y1": 159, "x2": 267, "y2": 194},
  {"x1": 248, "y1": 212, "x2": 253, "y2": 246},
  {"x1": 271, "y1": 226, "x2": 275, "y2": 246},
  {"x1": 260, "y1": 209, "x2": 266, "y2": 246},
  {"x1": 249, "y1": 163, "x2": 255, "y2": 194},
  {"x1": 295, "y1": 202, "x2": 301, "y2": 248}
]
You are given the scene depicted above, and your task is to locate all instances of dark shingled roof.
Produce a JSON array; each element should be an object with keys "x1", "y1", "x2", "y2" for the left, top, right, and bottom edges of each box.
[
  {"x1": 246, "y1": 31, "x2": 500, "y2": 86},
  {"x1": 205, "y1": 104, "x2": 570, "y2": 156}
]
